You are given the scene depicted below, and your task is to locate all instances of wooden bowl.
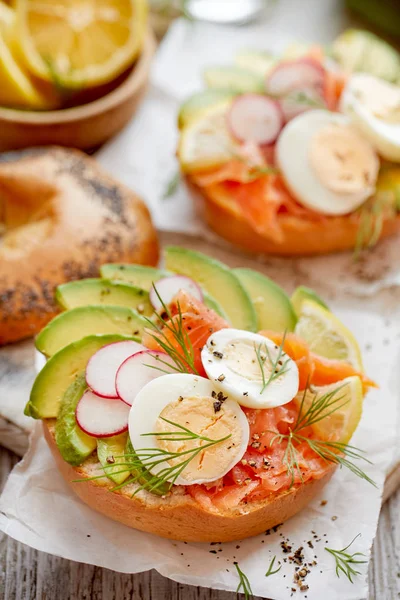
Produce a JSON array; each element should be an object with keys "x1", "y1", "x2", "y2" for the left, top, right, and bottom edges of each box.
[{"x1": 0, "y1": 29, "x2": 156, "y2": 152}]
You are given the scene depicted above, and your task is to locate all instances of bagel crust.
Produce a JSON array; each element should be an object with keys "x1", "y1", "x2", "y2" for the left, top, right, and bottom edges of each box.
[
  {"x1": 0, "y1": 148, "x2": 159, "y2": 344},
  {"x1": 43, "y1": 420, "x2": 335, "y2": 543},
  {"x1": 188, "y1": 179, "x2": 400, "y2": 256}
]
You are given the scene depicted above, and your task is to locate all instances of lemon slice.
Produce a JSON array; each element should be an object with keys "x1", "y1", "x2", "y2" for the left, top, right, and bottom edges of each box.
[
  {"x1": 294, "y1": 299, "x2": 363, "y2": 371},
  {"x1": 14, "y1": 0, "x2": 147, "y2": 88},
  {"x1": 178, "y1": 101, "x2": 239, "y2": 174},
  {"x1": 0, "y1": 2, "x2": 14, "y2": 30},
  {"x1": 0, "y1": 31, "x2": 49, "y2": 109},
  {"x1": 295, "y1": 376, "x2": 363, "y2": 444}
]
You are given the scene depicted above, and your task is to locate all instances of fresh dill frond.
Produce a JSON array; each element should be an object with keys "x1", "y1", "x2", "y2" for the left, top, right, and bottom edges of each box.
[
  {"x1": 143, "y1": 285, "x2": 199, "y2": 375},
  {"x1": 246, "y1": 164, "x2": 279, "y2": 182},
  {"x1": 74, "y1": 419, "x2": 231, "y2": 496},
  {"x1": 163, "y1": 169, "x2": 180, "y2": 199},
  {"x1": 287, "y1": 90, "x2": 326, "y2": 108},
  {"x1": 265, "y1": 555, "x2": 282, "y2": 577},
  {"x1": 254, "y1": 333, "x2": 290, "y2": 394},
  {"x1": 325, "y1": 534, "x2": 367, "y2": 583},
  {"x1": 267, "y1": 384, "x2": 376, "y2": 488},
  {"x1": 234, "y1": 562, "x2": 253, "y2": 599}
]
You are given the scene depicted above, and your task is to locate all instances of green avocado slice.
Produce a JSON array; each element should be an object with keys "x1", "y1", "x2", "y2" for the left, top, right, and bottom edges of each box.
[
  {"x1": 290, "y1": 286, "x2": 329, "y2": 317},
  {"x1": 55, "y1": 373, "x2": 97, "y2": 466},
  {"x1": 165, "y1": 246, "x2": 257, "y2": 331},
  {"x1": 35, "y1": 305, "x2": 147, "y2": 357},
  {"x1": 234, "y1": 268, "x2": 297, "y2": 332},
  {"x1": 55, "y1": 279, "x2": 152, "y2": 316},
  {"x1": 100, "y1": 264, "x2": 170, "y2": 290},
  {"x1": 26, "y1": 334, "x2": 139, "y2": 419},
  {"x1": 97, "y1": 433, "x2": 130, "y2": 485}
]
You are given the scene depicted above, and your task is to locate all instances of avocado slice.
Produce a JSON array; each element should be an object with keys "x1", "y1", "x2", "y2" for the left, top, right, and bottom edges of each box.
[
  {"x1": 55, "y1": 279, "x2": 152, "y2": 316},
  {"x1": 332, "y1": 29, "x2": 400, "y2": 83},
  {"x1": 36, "y1": 306, "x2": 148, "y2": 357},
  {"x1": 55, "y1": 373, "x2": 96, "y2": 466},
  {"x1": 100, "y1": 264, "x2": 170, "y2": 290},
  {"x1": 165, "y1": 247, "x2": 257, "y2": 331},
  {"x1": 101, "y1": 263, "x2": 228, "y2": 320},
  {"x1": 234, "y1": 268, "x2": 297, "y2": 332},
  {"x1": 26, "y1": 334, "x2": 138, "y2": 419},
  {"x1": 291, "y1": 286, "x2": 328, "y2": 317},
  {"x1": 97, "y1": 433, "x2": 130, "y2": 485},
  {"x1": 178, "y1": 90, "x2": 236, "y2": 129},
  {"x1": 203, "y1": 66, "x2": 264, "y2": 94},
  {"x1": 125, "y1": 438, "x2": 170, "y2": 496},
  {"x1": 235, "y1": 50, "x2": 276, "y2": 76},
  {"x1": 202, "y1": 291, "x2": 229, "y2": 320}
]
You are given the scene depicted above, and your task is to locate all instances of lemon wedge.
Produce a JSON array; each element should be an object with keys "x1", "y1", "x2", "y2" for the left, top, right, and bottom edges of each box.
[
  {"x1": 178, "y1": 101, "x2": 239, "y2": 173},
  {"x1": 14, "y1": 0, "x2": 147, "y2": 89},
  {"x1": 295, "y1": 376, "x2": 363, "y2": 444},
  {"x1": 294, "y1": 299, "x2": 363, "y2": 371}
]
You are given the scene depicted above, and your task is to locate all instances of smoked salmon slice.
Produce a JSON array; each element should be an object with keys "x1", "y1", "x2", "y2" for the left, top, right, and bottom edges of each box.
[{"x1": 142, "y1": 290, "x2": 229, "y2": 377}]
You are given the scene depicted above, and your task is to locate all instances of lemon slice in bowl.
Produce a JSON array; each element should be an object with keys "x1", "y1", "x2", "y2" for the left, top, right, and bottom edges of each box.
[
  {"x1": 0, "y1": 2, "x2": 49, "y2": 110},
  {"x1": 295, "y1": 376, "x2": 363, "y2": 444},
  {"x1": 178, "y1": 101, "x2": 239, "y2": 174},
  {"x1": 294, "y1": 299, "x2": 363, "y2": 371},
  {"x1": 0, "y1": 1, "x2": 14, "y2": 30},
  {"x1": 14, "y1": 0, "x2": 147, "y2": 88}
]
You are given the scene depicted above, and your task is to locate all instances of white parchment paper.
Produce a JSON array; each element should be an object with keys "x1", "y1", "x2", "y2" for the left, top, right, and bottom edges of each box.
[{"x1": 1, "y1": 292, "x2": 399, "y2": 600}]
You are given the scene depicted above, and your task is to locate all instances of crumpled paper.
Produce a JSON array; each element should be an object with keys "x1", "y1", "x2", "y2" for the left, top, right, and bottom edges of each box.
[{"x1": 1, "y1": 293, "x2": 399, "y2": 600}]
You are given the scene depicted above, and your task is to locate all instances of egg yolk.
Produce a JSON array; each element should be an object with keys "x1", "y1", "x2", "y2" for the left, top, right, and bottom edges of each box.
[
  {"x1": 309, "y1": 122, "x2": 379, "y2": 196},
  {"x1": 155, "y1": 395, "x2": 244, "y2": 483}
]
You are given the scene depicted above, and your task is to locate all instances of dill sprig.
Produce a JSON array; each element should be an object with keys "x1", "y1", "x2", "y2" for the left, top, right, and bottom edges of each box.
[
  {"x1": 254, "y1": 333, "x2": 291, "y2": 394},
  {"x1": 265, "y1": 555, "x2": 281, "y2": 577},
  {"x1": 286, "y1": 90, "x2": 326, "y2": 108},
  {"x1": 74, "y1": 418, "x2": 231, "y2": 495},
  {"x1": 234, "y1": 562, "x2": 253, "y2": 599},
  {"x1": 268, "y1": 384, "x2": 376, "y2": 487},
  {"x1": 143, "y1": 285, "x2": 199, "y2": 375},
  {"x1": 163, "y1": 169, "x2": 180, "y2": 199},
  {"x1": 325, "y1": 534, "x2": 367, "y2": 583}
]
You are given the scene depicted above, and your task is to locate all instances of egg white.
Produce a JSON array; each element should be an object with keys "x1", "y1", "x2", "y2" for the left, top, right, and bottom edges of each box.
[
  {"x1": 340, "y1": 73, "x2": 400, "y2": 163},
  {"x1": 128, "y1": 373, "x2": 249, "y2": 486},
  {"x1": 201, "y1": 329, "x2": 299, "y2": 409},
  {"x1": 276, "y1": 109, "x2": 377, "y2": 215}
]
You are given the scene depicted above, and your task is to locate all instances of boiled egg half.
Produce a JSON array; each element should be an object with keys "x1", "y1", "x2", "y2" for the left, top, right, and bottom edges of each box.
[
  {"x1": 201, "y1": 329, "x2": 299, "y2": 409},
  {"x1": 276, "y1": 109, "x2": 379, "y2": 215},
  {"x1": 340, "y1": 73, "x2": 400, "y2": 163},
  {"x1": 128, "y1": 373, "x2": 249, "y2": 486}
]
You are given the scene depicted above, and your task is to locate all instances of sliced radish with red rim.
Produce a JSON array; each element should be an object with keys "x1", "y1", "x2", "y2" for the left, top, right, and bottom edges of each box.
[
  {"x1": 75, "y1": 390, "x2": 130, "y2": 438},
  {"x1": 86, "y1": 340, "x2": 145, "y2": 398},
  {"x1": 227, "y1": 94, "x2": 284, "y2": 146},
  {"x1": 150, "y1": 275, "x2": 203, "y2": 312},
  {"x1": 116, "y1": 350, "x2": 176, "y2": 407},
  {"x1": 265, "y1": 58, "x2": 325, "y2": 98}
]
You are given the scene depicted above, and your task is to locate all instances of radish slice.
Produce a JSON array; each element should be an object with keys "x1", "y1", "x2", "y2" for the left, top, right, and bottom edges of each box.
[
  {"x1": 116, "y1": 350, "x2": 176, "y2": 407},
  {"x1": 227, "y1": 94, "x2": 283, "y2": 145},
  {"x1": 266, "y1": 58, "x2": 325, "y2": 97},
  {"x1": 280, "y1": 87, "x2": 327, "y2": 121},
  {"x1": 150, "y1": 275, "x2": 203, "y2": 312},
  {"x1": 75, "y1": 390, "x2": 130, "y2": 438},
  {"x1": 86, "y1": 340, "x2": 145, "y2": 398}
]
